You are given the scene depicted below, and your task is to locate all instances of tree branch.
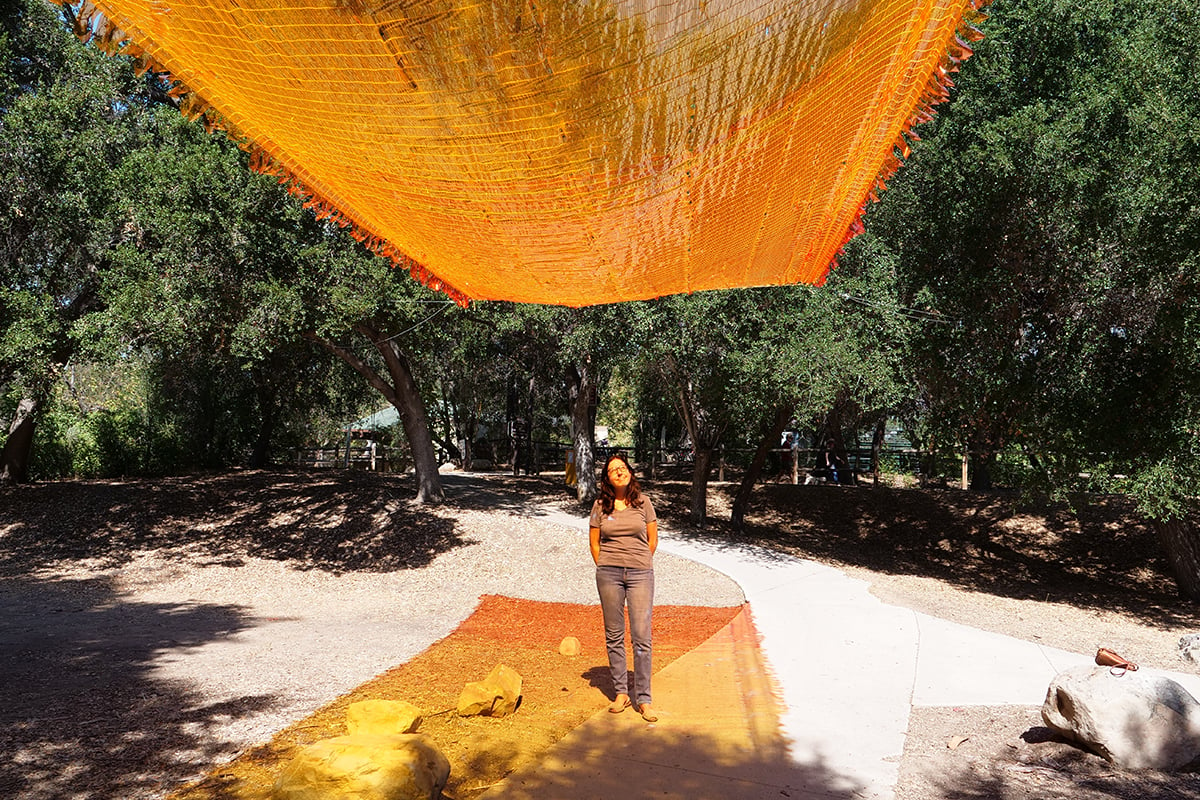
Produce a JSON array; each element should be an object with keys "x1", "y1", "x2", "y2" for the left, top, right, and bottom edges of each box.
[{"x1": 302, "y1": 331, "x2": 400, "y2": 406}]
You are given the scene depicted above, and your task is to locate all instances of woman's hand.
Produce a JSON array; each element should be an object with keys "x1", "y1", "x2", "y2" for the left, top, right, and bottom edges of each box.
[{"x1": 589, "y1": 526, "x2": 602, "y2": 565}]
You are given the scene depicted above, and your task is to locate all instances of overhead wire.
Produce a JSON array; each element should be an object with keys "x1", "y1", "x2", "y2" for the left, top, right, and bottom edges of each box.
[
  {"x1": 326, "y1": 302, "x2": 453, "y2": 352},
  {"x1": 836, "y1": 291, "x2": 958, "y2": 324}
]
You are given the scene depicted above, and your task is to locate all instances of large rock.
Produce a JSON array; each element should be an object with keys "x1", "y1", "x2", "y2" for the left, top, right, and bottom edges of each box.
[
  {"x1": 457, "y1": 663, "x2": 522, "y2": 717},
  {"x1": 1041, "y1": 665, "x2": 1200, "y2": 770},
  {"x1": 346, "y1": 699, "x2": 423, "y2": 736},
  {"x1": 273, "y1": 733, "x2": 449, "y2": 800}
]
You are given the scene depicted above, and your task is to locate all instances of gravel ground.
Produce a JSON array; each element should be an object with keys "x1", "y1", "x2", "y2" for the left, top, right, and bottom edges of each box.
[{"x1": 0, "y1": 481, "x2": 742, "y2": 800}]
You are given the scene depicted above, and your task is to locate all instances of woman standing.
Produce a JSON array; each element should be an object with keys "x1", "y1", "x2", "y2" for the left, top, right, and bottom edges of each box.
[{"x1": 589, "y1": 453, "x2": 658, "y2": 722}]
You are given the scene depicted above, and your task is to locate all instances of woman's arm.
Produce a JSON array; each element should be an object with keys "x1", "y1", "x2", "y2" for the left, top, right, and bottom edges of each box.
[
  {"x1": 589, "y1": 526, "x2": 602, "y2": 565},
  {"x1": 647, "y1": 520, "x2": 658, "y2": 556}
]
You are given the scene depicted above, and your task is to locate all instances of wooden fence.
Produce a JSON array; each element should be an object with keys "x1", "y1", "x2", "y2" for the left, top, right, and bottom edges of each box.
[{"x1": 292, "y1": 442, "x2": 403, "y2": 471}]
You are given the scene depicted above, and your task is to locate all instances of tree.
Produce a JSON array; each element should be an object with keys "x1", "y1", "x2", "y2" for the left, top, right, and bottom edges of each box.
[
  {"x1": 283, "y1": 233, "x2": 451, "y2": 503},
  {"x1": 726, "y1": 238, "x2": 913, "y2": 528},
  {"x1": 84, "y1": 86, "x2": 448, "y2": 491},
  {"x1": 0, "y1": 0, "x2": 157, "y2": 481},
  {"x1": 871, "y1": 0, "x2": 1200, "y2": 595},
  {"x1": 480, "y1": 303, "x2": 630, "y2": 503},
  {"x1": 629, "y1": 291, "x2": 777, "y2": 524}
]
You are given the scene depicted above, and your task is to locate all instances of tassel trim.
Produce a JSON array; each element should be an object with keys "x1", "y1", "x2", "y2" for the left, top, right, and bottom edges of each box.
[
  {"x1": 826, "y1": 0, "x2": 992, "y2": 281},
  {"x1": 54, "y1": 0, "x2": 473, "y2": 306},
  {"x1": 56, "y1": 0, "x2": 988, "y2": 303}
]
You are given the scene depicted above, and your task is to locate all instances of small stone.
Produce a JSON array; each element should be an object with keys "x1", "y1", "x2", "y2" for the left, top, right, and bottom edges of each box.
[
  {"x1": 457, "y1": 663, "x2": 522, "y2": 717},
  {"x1": 347, "y1": 699, "x2": 423, "y2": 735},
  {"x1": 558, "y1": 636, "x2": 581, "y2": 656},
  {"x1": 1041, "y1": 665, "x2": 1200, "y2": 770},
  {"x1": 273, "y1": 733, "x2": 449, "y2": 800}
]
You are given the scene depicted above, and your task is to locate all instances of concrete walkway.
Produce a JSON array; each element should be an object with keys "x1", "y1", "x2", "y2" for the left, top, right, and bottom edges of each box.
[{"x1": 515, "y1": 509, "x2": 1200, "y2": 800}]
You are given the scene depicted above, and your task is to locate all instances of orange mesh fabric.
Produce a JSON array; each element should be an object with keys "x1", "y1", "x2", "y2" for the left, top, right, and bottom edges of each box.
[{"x1": 63, "y1": 0, "x2": 986, "y2": 306}]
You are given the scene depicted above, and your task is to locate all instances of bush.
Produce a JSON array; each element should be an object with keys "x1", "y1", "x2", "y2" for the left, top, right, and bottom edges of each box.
[
  {"x1": 27, "y1": 409, "x2": 78, "y2": 480},
  {"x1": 24, "y1": 403, "x2": 147, "y2": 480},
  {"x1": 88, "y1": 407, "x2": 146, "y2": 477}
]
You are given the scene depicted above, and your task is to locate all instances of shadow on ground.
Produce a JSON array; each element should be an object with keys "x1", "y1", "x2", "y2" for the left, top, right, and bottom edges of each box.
[
  {"x1": 638, "y1": 478, "x2": 1200, "y2": 631},
  {"x1": 898, "y1": 705, "x2": 1200, "y2": 800},
  {"x1": 476, "y1": 724, "x2": 865, "y2": 800},
  {"x1": 0, "y1": 470, "x2": 467, "y2": 573},
  {"x1": 0, "y1": 574, "x2": 267, "y2": 800},
  {"x1": 3, "y1": 469, "x2": 1195, "y2": 625}
]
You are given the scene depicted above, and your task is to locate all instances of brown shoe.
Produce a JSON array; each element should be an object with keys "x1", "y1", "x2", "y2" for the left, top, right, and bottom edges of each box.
[
  {"x1": 637, "y1": 703, "x2": 658, "y2": 722},
  {"x1": 608, "y1": 694, "x2": 631, "y2": 713}
]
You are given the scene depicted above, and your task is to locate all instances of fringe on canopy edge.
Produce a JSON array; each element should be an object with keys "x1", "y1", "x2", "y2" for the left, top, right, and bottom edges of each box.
[{"x1": 54, "y1": 0, "x2": 990, "y2": 306}]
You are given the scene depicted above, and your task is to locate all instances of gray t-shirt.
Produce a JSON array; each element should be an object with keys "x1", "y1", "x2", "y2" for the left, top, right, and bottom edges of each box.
[{"x1": 590, "y1": 497, "x2": 657, "y2": 569}]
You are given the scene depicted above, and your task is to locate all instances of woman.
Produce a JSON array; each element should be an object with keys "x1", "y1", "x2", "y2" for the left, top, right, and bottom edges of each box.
[{"x1": 589, "y1": 453, "x2": 658, "y2": 722}]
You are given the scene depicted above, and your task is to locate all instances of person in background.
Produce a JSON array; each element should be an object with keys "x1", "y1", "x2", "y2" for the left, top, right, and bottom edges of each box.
[
  {"x1": 820, "y1": 438, "x2": 848, "y2": 484},
  {"x1": 589, "y1": 453, "x2": 659, "y2": 722}
]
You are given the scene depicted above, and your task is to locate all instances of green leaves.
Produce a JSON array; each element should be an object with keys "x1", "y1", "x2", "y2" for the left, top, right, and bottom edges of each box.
[{"x1": 864, "y1": 0, "x2": 1200, "y2": 499}]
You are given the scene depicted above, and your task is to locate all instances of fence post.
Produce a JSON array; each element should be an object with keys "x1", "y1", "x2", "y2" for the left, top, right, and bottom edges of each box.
[{"x1": 718, "y1": 445, "x2": 725, "y2": 482}]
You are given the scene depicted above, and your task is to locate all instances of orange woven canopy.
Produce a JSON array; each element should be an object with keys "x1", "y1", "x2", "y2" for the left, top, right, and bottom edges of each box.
[{"x1": 65, "y1": 0, "x2": 985, "y2": 306}]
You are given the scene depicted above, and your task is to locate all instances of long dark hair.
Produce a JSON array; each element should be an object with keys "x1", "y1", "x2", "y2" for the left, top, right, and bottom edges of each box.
[{"x1": 598, "y1": 453, "x2": 643, "y2": 515}]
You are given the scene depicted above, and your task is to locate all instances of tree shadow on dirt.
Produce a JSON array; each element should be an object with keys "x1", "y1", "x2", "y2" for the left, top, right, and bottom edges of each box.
[
  {"x1": 438, "y1": 471, "x2": 576, "y2": 514},
  {"x1": 901, "y1": 705, "x2": 1200, "y2": 800},
  {"x1": 942, "y1": 772, "x2": 1200, "y2": 800},
  {"x1": 925, "y1": 736, "x2": 1200, "y2": 800},
  {"x1": 0, "y1": 470, "x2": 467, "y2": 574},
  {"x1": 0, "y1": 573, "x2": 269, "y2": 800},
  {"x1": 644, "y1": 480, "x2": 1200, "y2": 631}
]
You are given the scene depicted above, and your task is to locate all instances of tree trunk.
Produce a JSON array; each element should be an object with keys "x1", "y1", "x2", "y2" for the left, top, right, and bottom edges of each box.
[
  {"x1": 1, "y1": 397, "x2": 40, "y2": 485},
  {"x1": 305, "y1": 327, "x2": 445, "y2": 504},
  {"x1": 366, "y1": 327, "x2": 445, "y2": 503},
  {"x1": 968, "y1": 442, "x2": 994, "y2": 490},
  {"x1": 437, "y1": 381, "x2": 463, "y2": 464},
  {"x1": 690, "y1": 447, "x2": 713, "y2": 525},
  {"x1": 673, "y1": 376, "x2": 724, "y2": 526},
  {"x1": 526, "y1": 375, "x2": 538, "y2": 475},
  {"x1": 871, "y1": 417, "x2": 886, "y2": 486},
  {"x1": 568, "y1": 362, "x2": 597, "y2": 502},
  {"x1": 248, "y1": 384, "x2": 275, "y2": 468},
  {"x1": 920, "y1": 433, "x2": 936, "y2": 486},
  {"x1": 434, "y1": 432, "x2": 462, "y2": 464},
  {"x1": 1019, "y1": 439, "x2": 1051, "y2": 486},
  {"x1": 1153, "y1": 518, "x2": 1200, "y2": 601},
  {"x1": 731, "y1": 403, "x2": 794, "y2": 530}
]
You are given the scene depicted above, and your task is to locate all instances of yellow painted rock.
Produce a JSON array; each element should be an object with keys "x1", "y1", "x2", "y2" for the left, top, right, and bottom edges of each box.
[
  {"x1": 346, "y1": 699, "x2": 423, "y2": 736},
  {"x1": 558, "y1": 636, "x2": 582, "y2": 656},
  {"x1": 456, "y1": 663, "x2": 523, "y2": 717},
  {"x1": 272, "y1": 733, "x2": 449, "y2": 800}
]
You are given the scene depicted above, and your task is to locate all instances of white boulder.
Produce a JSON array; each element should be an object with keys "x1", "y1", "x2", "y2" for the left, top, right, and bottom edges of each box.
[{"x1": 1042, "y1": 665, "x2": 1200, "y2": 770}]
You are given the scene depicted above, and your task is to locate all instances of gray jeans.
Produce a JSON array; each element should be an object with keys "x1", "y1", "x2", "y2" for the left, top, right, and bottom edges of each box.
[{"x1": 595, "y1": 565, "x2": 654, "y2": 706}]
